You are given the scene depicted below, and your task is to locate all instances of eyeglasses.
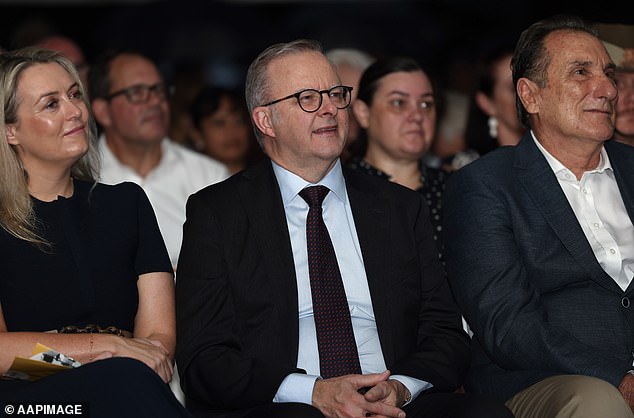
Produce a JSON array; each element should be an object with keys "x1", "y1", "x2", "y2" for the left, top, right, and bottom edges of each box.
[
  {"x1": 260, "y1": 85, "x2": 353, "y2": 113},
  {"x1": 106, "y1": 83, "x2": 173, "y2": 104}
]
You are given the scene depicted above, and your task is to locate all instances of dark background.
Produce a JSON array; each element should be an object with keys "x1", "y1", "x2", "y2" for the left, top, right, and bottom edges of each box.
[{"x1": 1, "y1": 0, "x2": 632, "y2": 93}]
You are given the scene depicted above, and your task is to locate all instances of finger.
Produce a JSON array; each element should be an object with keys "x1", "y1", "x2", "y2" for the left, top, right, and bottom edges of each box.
[
  {"x1": 364, "y1": 384, "x2": 389, "y2": 402},
  {"x1": 369, "y1": 414, "x2": 405, "y2": 418},
  {"x1": 158, "y1": 355, "x2": 173, "y2": 381},
  {"x1": 350, "y1": 370, "x2": 391, "y2": 388},
  {"x1": 146, "y1": 339, "x2": 169, "y2": 354},
  {"x1": 159, "y1": 357, "x2": 173, "y2": 382},
  {"x1": 364, "y1": 400, "x2": 405, "y2": 418},
  {"x1": 151, "y1": 356, "x2": 169, "y2": 383},
  {"x1": 158, "y1": 365, "x2": 169, "y2": 383},
  {"x1": 157, "y1": 365, "x2": 172, "y2": 383}
]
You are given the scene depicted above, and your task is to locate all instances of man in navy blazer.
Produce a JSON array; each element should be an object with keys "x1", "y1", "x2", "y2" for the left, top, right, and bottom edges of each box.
[
  {"x1": 444, "y1": 15, "x2": 634, "y2": 418},
  {"x1": 176, "y1": 40, "x2": 511, "y2": 418}
]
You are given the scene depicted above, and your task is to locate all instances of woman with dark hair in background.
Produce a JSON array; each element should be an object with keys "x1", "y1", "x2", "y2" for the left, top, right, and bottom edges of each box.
[
  {"x1": 348, "y1": 56, "x2": 447, "y2": 249},
  {"x1": 0, "y1": 47, "x2": 189, "y2": 417},
  {"x1": 189, "y1": 86, "x2": 261, "y2": 175},
  {"x1": 464, "y1": 45, "x2": 525, "y2": 156}
]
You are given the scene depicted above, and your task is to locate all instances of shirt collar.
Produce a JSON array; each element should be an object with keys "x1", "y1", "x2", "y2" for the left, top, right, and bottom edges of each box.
[
  {"x1": 531, "y1": 130, "x2": 613, "y2": 176},
  {"x1": 272, "y1": 159, "x2": 347, "y2": 208}
]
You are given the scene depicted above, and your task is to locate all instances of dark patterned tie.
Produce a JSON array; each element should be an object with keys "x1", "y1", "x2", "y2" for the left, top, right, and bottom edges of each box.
[{"x1": 299, "y1": 185, "x2": 362, "y2": 378}]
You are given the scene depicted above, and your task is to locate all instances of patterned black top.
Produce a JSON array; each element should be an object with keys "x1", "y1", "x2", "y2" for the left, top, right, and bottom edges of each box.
[{"x1": 347, "y1": 157, "x2": 449, "y2": 260}]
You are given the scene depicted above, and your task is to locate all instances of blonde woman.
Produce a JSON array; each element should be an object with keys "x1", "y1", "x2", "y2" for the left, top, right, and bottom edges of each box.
[{"x1": 0, "y1": 48, "x2": 189, "y2": 417}]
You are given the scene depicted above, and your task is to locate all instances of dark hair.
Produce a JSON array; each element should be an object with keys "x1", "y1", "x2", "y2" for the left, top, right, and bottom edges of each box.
[
  {"x1": 356, "y1": 56, "x2": 423, "y2": 106},
  {"x1": 465, "y1": 45, "x2": 515, "y2": 155},
  {"x1": 350, "y1": 56, "x2": 438, "y2": 159},
  {"x1": 512, "y1": 14, "x2": 597, "y2": 128},
  {"x1": 190, "y1": 86, "x2": 246, "y2": 129},
  {"x1": 88, "y1": 49, "x2": 155, "y2": 100}
]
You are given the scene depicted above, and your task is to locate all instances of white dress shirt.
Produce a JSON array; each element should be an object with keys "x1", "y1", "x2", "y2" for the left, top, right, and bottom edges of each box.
[
  {"x1": 533, "y1": 133, "x2": 634, "y2": 290},
  {"x1": 271, "y1": 159, "x2": 430, "y2": 405},
  {"x1": 98, "y1": 136, "x2": 229, "y2": 267}
]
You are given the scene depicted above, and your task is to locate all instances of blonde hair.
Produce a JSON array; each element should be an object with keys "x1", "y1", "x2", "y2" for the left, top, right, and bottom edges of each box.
[{"x1": 0, "y1": 47, "x2": 99, "y2": 246}]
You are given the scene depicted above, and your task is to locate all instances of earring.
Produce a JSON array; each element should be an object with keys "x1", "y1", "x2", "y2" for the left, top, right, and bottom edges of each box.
[{"x1": 488, "y1": 116, "x2": 498, "y2": 138}]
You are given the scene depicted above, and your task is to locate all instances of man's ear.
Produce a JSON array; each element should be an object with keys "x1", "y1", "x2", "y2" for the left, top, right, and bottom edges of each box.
[
  {"x1": 352, "y1": 100, "x2": 370, "y2": 129},
  {"x1": 252, "y1": 107, "x2": 275, "y2": 138},
  {"x1": 516, "y1": 78, "x2": 540, "y2": 116},
  {"x1": 91, "y1": 98, "x2": 112, "y2": 128},
  {"x1": 5, "y1": 123, "x2": 18, "y2": 145}
]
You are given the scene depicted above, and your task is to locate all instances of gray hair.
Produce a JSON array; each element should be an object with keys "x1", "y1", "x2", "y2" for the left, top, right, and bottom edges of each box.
[
  {"x1": 245, "y1": 39, "x2": 324, "y2": 143},
  {"x1": 326, "y1": 48, "x2": 374, "y2": 72}
]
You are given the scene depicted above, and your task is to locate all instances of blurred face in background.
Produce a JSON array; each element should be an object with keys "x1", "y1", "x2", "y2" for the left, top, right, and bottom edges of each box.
[
  {"x1": 102, "y1": 54, "x2": 170, "y2": 146},
  {"x1": 354, "y1": 70, "x2": 436, "y2": 161},
  {"x1": 476, "y1": 54, "x2": 524, "y2": 146},
  {"x1": 193, "y1": 95, "x2": 251, "y2": 171},
  {"x1": 336, "y1": 63, "x2": 364, "y2": 143},
  {"x1": 614, "y1": 71, "x2": 634, "y2": 143},
  {"x1": 36, "y1": 36, "x2": 89, "y2": 87}
]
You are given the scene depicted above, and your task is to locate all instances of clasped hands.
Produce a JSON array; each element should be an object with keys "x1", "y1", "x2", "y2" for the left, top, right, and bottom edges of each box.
[{"x1": 312, "y1": 370, "x2": 409, "y2": 418}]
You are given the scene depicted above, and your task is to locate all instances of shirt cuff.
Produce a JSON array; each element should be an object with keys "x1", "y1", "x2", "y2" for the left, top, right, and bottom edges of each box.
[
  {"x1": 390, "y1": 375, "x2": 433, "y2": 405},
  {"x1": 273, "y1": 373, "x2": 320, "y2": 404}
]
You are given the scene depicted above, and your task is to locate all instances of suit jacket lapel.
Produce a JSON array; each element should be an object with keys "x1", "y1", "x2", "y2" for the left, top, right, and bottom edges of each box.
[
  {"x1": 515, "y1": 135, "x2": 618, "y2": 291},
  {"x1": 237, "y1": 159, "x2": 300, "y2": 361},
  {"x1": 344, "y1": 169, "x2": 397, "y2": 365}
]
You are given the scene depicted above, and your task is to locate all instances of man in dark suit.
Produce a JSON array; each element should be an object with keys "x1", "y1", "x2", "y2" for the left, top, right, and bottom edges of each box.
[
  {"x1": 444, "y1": 15, "x2": 634, "y2": 418},
  {"x1": 176, "y1": 40, "x2": 512, "y2": 418}
]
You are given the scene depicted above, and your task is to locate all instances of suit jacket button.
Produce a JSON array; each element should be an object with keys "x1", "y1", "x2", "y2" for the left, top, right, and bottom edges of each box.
[{"x1": 622, "y1": 297, "x2": 630, "y2": 308}]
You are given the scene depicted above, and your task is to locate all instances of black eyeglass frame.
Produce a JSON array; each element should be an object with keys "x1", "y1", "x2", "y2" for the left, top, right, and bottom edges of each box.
[
  {"x1": 260, "y1": 85, "x2": 353, "y2": 113},
  {"x1": 105, "y1": 82, "x2": 173, "y2": 103}
]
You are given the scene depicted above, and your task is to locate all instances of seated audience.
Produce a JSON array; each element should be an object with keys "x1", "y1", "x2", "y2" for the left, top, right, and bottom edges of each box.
[
  {"x1": 176, "y1": 38, "x2": 512, "y2": 418},
  {"x1": 88, "y1": 49, "x2": 228, "y2": 268},
  {"x1": 348, "y1": 56, "x2": 447, "y2": 247},
  {"x1": 0, "y1": 47, "x2": 189, "y2": 417},
  {"x1": 444, "y1": 15, "x2": 634, "y2": 418},
  {"x1": 189, "y1": 86, "x2": 261, "y2": 174}
]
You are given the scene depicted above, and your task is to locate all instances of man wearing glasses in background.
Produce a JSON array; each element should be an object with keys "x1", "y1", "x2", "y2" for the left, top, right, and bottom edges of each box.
[
  {"x1": 89, "y1": 50, "x2": 228, "y2": 269},
  {"x1": 176, "y1": 39, "x2": 512, "y2": 418}
]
